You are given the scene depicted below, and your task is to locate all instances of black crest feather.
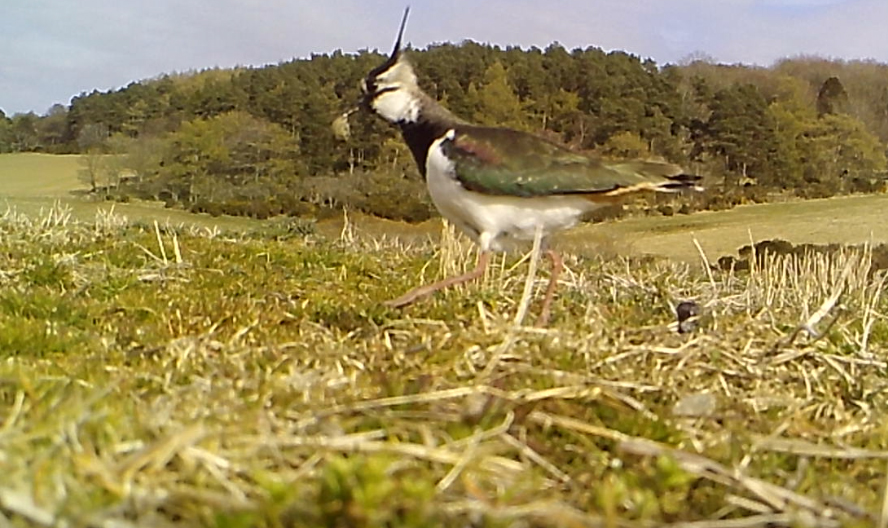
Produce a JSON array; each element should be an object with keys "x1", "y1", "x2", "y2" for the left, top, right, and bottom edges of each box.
[{"x1": 391, "y1": 7, "x2": 410, "y2": 58}]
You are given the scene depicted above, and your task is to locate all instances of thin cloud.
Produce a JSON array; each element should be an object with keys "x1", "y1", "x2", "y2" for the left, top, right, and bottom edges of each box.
[{"x1": 2, "y1": 0, "x2": 887, "y2": 115}]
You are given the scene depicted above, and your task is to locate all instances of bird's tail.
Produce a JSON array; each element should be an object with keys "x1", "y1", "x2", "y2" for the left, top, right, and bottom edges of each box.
[
  {"x1": 606, "y1": 160, "x2": 704, "y2": 195},
  {"x1": 660, "y1": 173, "x2": 704, "y2": 192}
]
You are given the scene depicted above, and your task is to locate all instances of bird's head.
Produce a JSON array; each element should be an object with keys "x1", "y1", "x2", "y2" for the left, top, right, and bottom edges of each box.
[
  {"x1": 332, "y1": 7, "x2": 420, "y2": 140},
  {"x1": 360, "y1": 7, "x2": 421, "y2": 124}
]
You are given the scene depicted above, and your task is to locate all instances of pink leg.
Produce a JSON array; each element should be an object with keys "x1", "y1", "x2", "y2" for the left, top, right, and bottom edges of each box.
[
  {"x1": 385, "y1": 251, "x2": 492, "y2": 308},
  {"x1": 535, "y1": 250, "x2": 563, "y2": 327}
]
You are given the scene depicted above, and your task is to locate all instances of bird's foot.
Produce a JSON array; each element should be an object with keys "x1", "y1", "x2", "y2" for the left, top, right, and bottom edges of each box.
[
  {"x1": 534, "y1": 307, "x2": 552, "y2": 328},
  {"x1": 532, "y1": 250, "x2": 563, "y2": 327},
  {"x1": 384, "y1": 252, "x2": 492, "y2": 309},
  {"x1": 383, "y1": 286, "x2": 435, "y2": 308}
]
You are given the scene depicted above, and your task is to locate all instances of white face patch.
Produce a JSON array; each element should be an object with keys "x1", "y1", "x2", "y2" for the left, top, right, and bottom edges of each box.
[
  {"x1": 372, "y1": 87, "x2": 420, "y2": 123},
  {"x1": 378, "y1": 60, "x2": 417, "y2": 87},
  {"x1": 369, "y1": 58, "x2": 421, "y2": 123}
]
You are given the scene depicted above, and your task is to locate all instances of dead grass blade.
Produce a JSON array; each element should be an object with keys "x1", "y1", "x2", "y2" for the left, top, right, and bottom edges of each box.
[
  {"x1": 0, "y1": 488, "x2": 56, "y2": 528},
  {"x1": 663, "y1": 513, "x2": 839, "y2": 528},
  {"x1": 271, "y1": 435, "x2": 525, "y2": 476},
  {"x1": 752, "y1": 436, "x2": 888, "y2": 460},
  {"x1": 436, "y1": 412, "x2": 514, "y2": 492},
  {"x1": 513, "y1": 225, "x2": 544, "y2": 326},
  {"x1": 291, "y1": 386, "x2": 484, "y2": 428},
  {"x1": 116, "y1": 423, "x2": 207, "y2": 493},
  {"x1": 530, "y1": 410, "x2": 870, "y2": 522}
]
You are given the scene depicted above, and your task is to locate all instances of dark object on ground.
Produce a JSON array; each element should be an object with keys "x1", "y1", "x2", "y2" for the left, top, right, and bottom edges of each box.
[
  {"x1": 676, "y1": 300, "x2": 701, "y2": 334},
  {"x1": 716, "y1": 239, "x2": 888, "y2": 277}
]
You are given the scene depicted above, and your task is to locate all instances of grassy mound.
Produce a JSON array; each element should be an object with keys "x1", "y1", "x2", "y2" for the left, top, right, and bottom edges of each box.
[{"x1": 0, "y1": 206, "x2": 886, "y2": 527}]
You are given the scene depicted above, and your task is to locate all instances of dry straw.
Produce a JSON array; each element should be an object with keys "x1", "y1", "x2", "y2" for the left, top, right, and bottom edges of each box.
[{"x1": 1, "y1": 207, "x2": 887, "y2": 526}]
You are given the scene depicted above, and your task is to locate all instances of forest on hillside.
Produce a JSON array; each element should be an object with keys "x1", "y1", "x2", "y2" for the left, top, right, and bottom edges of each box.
[{"x1": 2, "y1": 43, "x2": 888, "y2": 221}]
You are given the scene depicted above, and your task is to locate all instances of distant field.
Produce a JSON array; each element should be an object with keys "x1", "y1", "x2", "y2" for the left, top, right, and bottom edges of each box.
[
  {"x1": 0, "y1": 153, "x2": 262, "y2": 231},
  {"x1": 573, "y1": 193, "x2": 888, "y2": 261},
  {"x1": 317, "y1": 193, "x2": 888, "y2": 262},
  {"x1": 2, "y1": 153, "x2": 887, "y2": 260},
  {"x1": 0, "y1": 152, "x2": 84, "y2": 196}
]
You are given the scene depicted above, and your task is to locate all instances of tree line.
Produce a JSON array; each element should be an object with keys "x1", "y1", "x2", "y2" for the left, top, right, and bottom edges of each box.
[{"x1": 2, "y1": 43, "x2": 887, "y2": 221}]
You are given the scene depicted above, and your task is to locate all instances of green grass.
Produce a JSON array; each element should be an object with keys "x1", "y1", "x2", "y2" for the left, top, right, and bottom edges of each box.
[
  {"x1": 0, "y1": 205, "x2": 885, "y2": 527},
  {"x1": 0, "y1": 153, "x2": 84, "y2": 197},
  {"x1": 3, "y1": 152, "x2": 887, "y2": 263},
  {"x1": 315, "y1": 193, "x2": 888, "y2": 265},
  {"x1": 575, "y1": 193, "x2": 888, "y2": 261},
  {"x1": 0, "y1": 153, "x2": 263, "y2": 231}
]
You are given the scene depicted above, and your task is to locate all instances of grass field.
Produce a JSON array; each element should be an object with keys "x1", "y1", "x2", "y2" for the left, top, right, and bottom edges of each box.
[
  {"x1": 578, "y1": 194, "x2": 888, "y2": 261},
  {"x1": 330, "y1": 193, "x2": 888, "y2": 263},
  {"x1": 2, "y1": 154, "x2": 888, "y2": 526},
  {"x1": 2, "y1": 152, "x2": 887, "y2": 262},
  {"x1": 0, "y1": 153, "x2": 264, "y2": 232},
  {"x1": 0, "y1": 153, "x2": 85, "y2": 197}
]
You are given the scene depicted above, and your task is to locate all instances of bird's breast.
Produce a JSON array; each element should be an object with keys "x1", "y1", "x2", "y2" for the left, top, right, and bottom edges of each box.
[{"x1": 425, "y1": 135, "x2": 599, "y2": 252}]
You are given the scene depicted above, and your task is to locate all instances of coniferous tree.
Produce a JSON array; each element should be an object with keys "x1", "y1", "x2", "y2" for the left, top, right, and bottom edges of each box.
[
  {"x1": 0, "y1": 109, "x2": 13, "y2": 153},
  {"x1": 467, "y1": 61, "x2": 531, "y2": 131},
  {"x1": 7, "y1": 41, "x2": 888, "y2": 217},
  {"x1": 816, "y1": 76, "x2": 850, "y2": 116},
  {"x1": 704, "y1": 84, "x2": 777, "y2": 185}
]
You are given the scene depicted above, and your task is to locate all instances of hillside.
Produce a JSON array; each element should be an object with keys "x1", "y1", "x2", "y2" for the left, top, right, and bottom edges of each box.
[
  {"x1": 3, "y1": 31, "x2": 888, "y2": 528},
  {"x1": 3, "y1": 152, "x2": 888, "y2": 263},
  {"x1": 3, "y1": 46, "x2": 888, "y2": 222},
  {"x1": 575, "y1": 193, "x2": 888, "y2": 261}
]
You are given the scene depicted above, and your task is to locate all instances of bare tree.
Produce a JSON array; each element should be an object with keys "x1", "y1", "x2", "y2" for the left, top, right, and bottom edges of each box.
[
  {"x1": 77, "y1": 123, "x2": 110, "y2": 194},
  {"x1": 78, "y1": 149, "x2": 107, "y2": 194}
]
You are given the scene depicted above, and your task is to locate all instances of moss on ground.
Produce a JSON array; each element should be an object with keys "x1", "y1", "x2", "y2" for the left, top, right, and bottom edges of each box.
[{"x1": 0, "y1": 205, "x2": 886, "y2": 527}]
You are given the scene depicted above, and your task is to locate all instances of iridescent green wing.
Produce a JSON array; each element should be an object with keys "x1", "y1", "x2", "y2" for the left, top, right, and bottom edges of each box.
[{"x1": 443, "y1": 126, "x2": 688, "y2": 197}]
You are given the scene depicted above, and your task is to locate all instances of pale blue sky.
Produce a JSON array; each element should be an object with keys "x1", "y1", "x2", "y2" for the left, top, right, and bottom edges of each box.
[{"x1": 2, "y1": 0, "x2": 886, "y2": 116}]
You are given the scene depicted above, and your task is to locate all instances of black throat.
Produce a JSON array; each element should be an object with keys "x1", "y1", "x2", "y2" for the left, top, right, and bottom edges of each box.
[
  {"x1": 390, "y1": 92, "x2": 463, "y2": 179},
  {"x1": 398, "y1": 118, "x2": 451, "y2": 178}
]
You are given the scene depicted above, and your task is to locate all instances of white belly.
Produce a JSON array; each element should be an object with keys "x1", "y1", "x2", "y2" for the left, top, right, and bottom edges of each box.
[{"x1": 426, "y1": 132, "x2": 599, "y2": 252}]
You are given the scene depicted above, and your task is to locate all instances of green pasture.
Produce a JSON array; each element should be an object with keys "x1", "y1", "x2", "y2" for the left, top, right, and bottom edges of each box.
[
  {"x1": 577, "y1": 193, "x2": 888, "y2": 260},
  {"x1": 2, "y1": 152, "x2": 885, "y2": 262},
  {"x1": 0, "y1": 153, "x2": 262, "y2": 231}
]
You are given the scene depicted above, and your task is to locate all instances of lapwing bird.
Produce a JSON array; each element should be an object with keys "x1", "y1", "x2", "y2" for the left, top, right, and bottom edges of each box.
[{"x1": 342, "y1": 8, "x2": 700, "y2": 325}]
